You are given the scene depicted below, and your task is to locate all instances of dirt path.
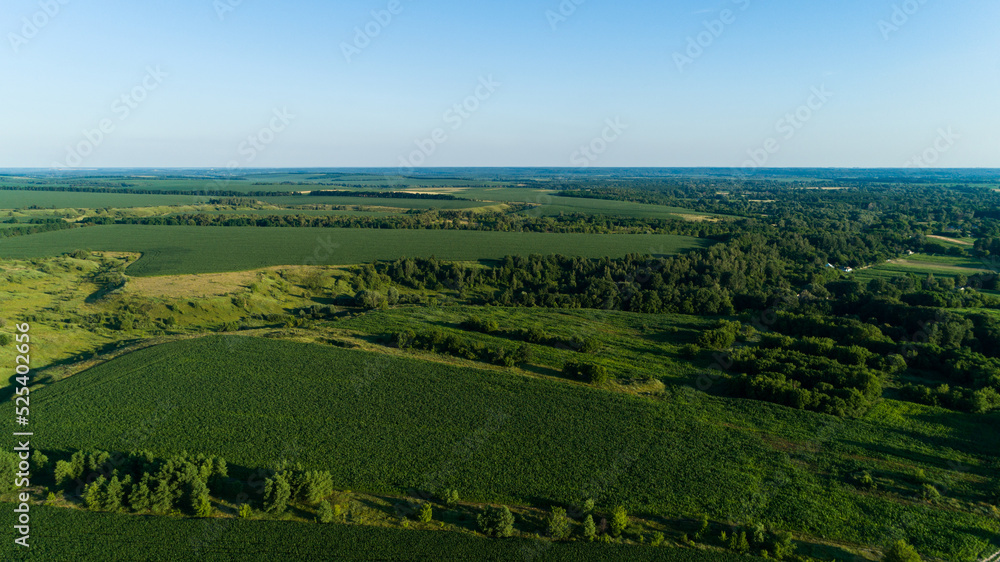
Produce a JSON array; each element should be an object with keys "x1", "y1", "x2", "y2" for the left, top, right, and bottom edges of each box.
[{"x1": 927, "y1": 234, "x2": 973, "y2": 246}]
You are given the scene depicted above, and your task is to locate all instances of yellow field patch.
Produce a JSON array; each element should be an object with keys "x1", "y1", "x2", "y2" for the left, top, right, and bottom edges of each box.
[{"x1": 127, "y1": 270, "x2": 261, "y2": 298}]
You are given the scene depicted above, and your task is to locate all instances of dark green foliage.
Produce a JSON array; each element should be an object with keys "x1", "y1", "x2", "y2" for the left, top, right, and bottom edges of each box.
[
  {"x1": 477, "y1": 505, "x2": 515, "y2": 538},
  {"x1": 21, "y1": 336, "x2": 1000, "y2": 561},
  {"x1": 728, "y1": 531, "x2": 750, "y2": 554},
  {"x1": 394, "y1": 328, "x2": 522, "y2": 367},
  {"x1": 698, "y1": 321, "x2": 740, "y2": 351},
  {"x1": 317, "y1": 500, "x2": 334, "y2": 523},
  {"x1": 562, "y1": 360, "x2": 612, "y2": 385},
  {"x1": 263, "y1": 473, "x2": 292, "y2": 514},
  {"x1": 581, "y1": 514, "x2": 597, "y2": 541},
  {"x1": 19, "y1": 505, "x2": 773, "y2": 561}
]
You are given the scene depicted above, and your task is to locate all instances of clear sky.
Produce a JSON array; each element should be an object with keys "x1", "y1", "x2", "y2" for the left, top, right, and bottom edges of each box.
[{"x1": 3, "y1": 0, "x2": 998, "y2": 168}]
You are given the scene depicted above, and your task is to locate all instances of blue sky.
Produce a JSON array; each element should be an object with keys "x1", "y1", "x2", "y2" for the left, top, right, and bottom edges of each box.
[{"x1": 3, "y1": 0, "x2": 998, "y2": 168}]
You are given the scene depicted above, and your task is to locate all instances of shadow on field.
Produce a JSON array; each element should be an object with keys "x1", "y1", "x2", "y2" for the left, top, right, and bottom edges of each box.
[{"x1": 1, "y1": 338, "x2": 146, "y2": 402}]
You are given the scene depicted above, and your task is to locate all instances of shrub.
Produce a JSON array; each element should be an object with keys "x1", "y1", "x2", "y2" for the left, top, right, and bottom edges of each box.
[
  {"x1": 316, "y1": 501, "x2": 333, "y2": 523},
  {"x1": 920, "y1": 483, "x2": 940, "y2": 501},
  {"x1": 581, "y1": 515, "x2": 597, "y2": 541},
  {"x1": 477, "y1": 505, "x2": 515, "y2": 538},
  {"x1": 417, "y1": 503, "x2": 433, "y2": 523},
  {"x1": 547, "y1": 507, "x2": 572, "y2": 541},
  {"x1": 883, "y1": 539, "x2": 922, "y2": 562},
  {"x1": 609, "y1": 505, "x2": 627, "y2": 537},
  {"x1": 442, "y1": 488, "x2": 460, "y2": 508}
]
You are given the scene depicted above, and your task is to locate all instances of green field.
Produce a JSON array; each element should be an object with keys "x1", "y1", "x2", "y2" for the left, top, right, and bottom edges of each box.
[
  {"x1": 258, "y1": 196, "x2": 492, "y2": 210},
  {"x1": 0, "y1": 506, "x2": 765, "y2": 562},
  {"x1": 853, "y1": 254, "x2": 993, "y2": 282},
  {"x1": 20, "y1": 336, "x2": 1000, "y2": 560},
  {"x1": 0, "y1": 190, "x2": 211, "y2": 210},
  {"x1": 0, "y1": 226, "x2": 707, "y2": 276},
  {"x1": 456, "y1": 188, "x2": 712, "y2": 219}
]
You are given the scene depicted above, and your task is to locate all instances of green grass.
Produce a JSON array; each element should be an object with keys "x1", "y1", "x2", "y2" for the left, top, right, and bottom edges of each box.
[
  {"x1": 0, "y1": 226, "x2": 708, "y2": 276},
  {"x1": 339, "y1": 306, "x2": 711, "y2": 385},
  {"x1": 19, "y1": 336, "x2": 1000, "y2": 560},
  {"x1": 0, "y1": 506, "x2": 764, "y2": 562}
]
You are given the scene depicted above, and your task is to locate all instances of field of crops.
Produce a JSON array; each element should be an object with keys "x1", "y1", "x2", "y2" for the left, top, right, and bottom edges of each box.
[
  {"x1": 0, "y1": 226, "x2": 708, "y2": 276},
  {"x1": 258, "y1": 196, "x2": 491, "y2": 210},
  {"x1": 19, "y1": 336, "x2": 1000, "y2": 560},
  {"x1": 456, "y1": 188, "x2": 711, "y2": 219},
  {"x1": 0, "y1": 190, "x2": 211, "y2": 210},
  {"x1": 853, "y1": 254, "x2": 992, "y2": 282},
  {"x1": 0, "y1": 506, "x2": 766, "y2": 562}
]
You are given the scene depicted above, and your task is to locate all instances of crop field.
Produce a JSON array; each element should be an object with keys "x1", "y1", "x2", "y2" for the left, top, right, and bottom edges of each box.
[
  {"x1": 167, "y1": 209, "x2": 398, "y2": 217},
  {"x1": 455, "y1": 188, "x2": 713, "y2": 219},
  {"x1": 853, "y1": 254, "x2": 993, "y2": 281},
  {"x1": 0, "y1": 226, "x2": 707, "y2": 276},
  {"x1": 0, "y1": 506, "x2": 766, "y2": 562},
  {"x1": 0, "y1": 190, "x2": 212, "y2": 210},
  {"x1": 258, "y1": 195, "x2": 491, "y2": 210},
  {"x1": 18, "y1": 336, "x2": 999, "y2": 560}
]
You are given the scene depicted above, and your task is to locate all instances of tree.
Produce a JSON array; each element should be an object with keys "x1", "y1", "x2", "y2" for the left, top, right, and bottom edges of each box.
[
  {"x1": 317, "y1": 500, "x2": 334, "y2": 523},
  {"x1": 83, "y1": 477, "x2": 106, "y2": 511},
  {"x1": 728, "y1": 531, "x2": 750, "y2": 554},
  {"x1": 355, "y1": 290, "x2": 387, "y2": 310},
  {"x1": 695, "y1": 513, "x2": 709, "y2": 539},
  {"x1": 263, "y1": 473, "x2": 292, "y2": 514},
  {"x1": 417, "y1": 503, "x2": 433, "y2": 523},
  {"x1": 31, "y1": 450, "x2": 49, "y2": 471},
  {"x1": 443, "y1": 488, "x2": 460, "y2": 508},
  {"x1": 609, "y1": 505, "x2": 628, "y2": 537},
  {"x1": 883, "y1": 539, "x2": 922, "y2": 562},
  {"x1": 151, "y1": 479, "x2": 173, "y2": 514},
  {"x1": 302, "y1": 470, "x2": 333, "y2": 503},
  {"x1": 581, "y1": 515, "x2": 597, "y2": 541},
  {"x1": 53, "y1": 460, "x2": 74, "y2": 486},
  {"x1": 129, "y1": 478, "x2": 151, "y2": 512},
  {"x1": 104, "y1": 476, "x2": 125, "y2": 513},
  {"x1": 196, "y1": 497, "x2": 213, "y2": 518},
  {"x1": 477, "y1": 505, "x2": 515, "y2": 538},
  {"x1": 190, "y1": 478, "x2": 210, "y2": 514},
  {"x1": 547, "y1": 507, "x2": 572, "y2": 541},
  {"x1": 238, "y1": 503, "x2": 254, "y2": 519}
]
